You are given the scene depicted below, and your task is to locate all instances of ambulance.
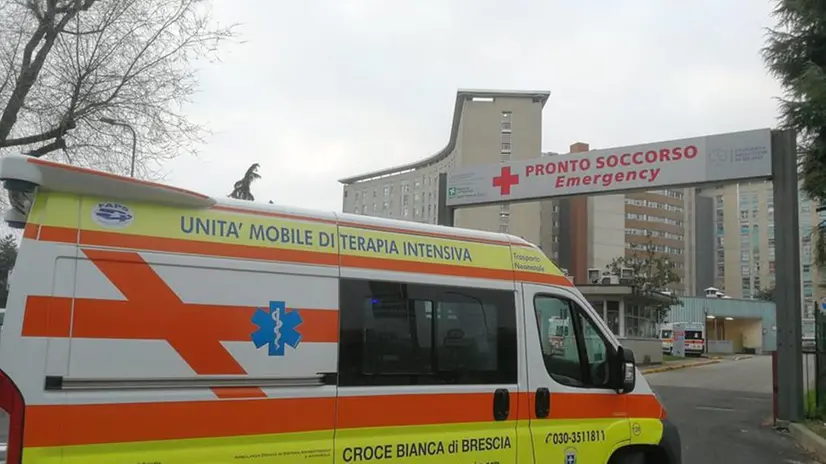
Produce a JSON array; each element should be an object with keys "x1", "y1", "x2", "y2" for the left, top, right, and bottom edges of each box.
[
  {"x1": 660, "y1": 325, "x2": 673, "y2": 355},
  {"x1": 0, "y1": 155, "x2": 681, "y2": 463},
  {"x1": 682, "y1": 323, "x2": 705, "y2": 357}
]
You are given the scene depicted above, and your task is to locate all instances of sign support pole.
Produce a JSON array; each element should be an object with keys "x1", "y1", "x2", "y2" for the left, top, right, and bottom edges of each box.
[
  {"x1": 772, "y1": 128, "x2": 803, "y2": 423},
  {"x1": 437, "y1": 172, "x2": 455, "y2": 226}
]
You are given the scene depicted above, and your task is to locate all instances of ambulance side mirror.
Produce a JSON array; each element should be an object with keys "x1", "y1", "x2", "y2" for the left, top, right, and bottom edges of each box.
[{"x1": 612, "y1": 346, "x2": 636, "y2": 394}]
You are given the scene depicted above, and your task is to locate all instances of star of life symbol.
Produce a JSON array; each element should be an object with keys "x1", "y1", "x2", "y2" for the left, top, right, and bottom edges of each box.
[
  {"x1": 564, "y1": 447, "x2": 577, "y2": 464},
  {"x1": 251, "y1": 301, "x2": 303, "y2": 356}
]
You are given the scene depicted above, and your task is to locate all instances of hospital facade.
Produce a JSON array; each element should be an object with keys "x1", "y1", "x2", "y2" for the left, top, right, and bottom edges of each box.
[{"x1": 338, "y1": 89, "x2": 702, "y2": 296}]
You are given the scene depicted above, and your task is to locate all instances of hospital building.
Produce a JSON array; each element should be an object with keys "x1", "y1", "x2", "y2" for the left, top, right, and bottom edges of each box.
[{"x1": 338, "y1": 89, "x2": 703, "y2": 296}]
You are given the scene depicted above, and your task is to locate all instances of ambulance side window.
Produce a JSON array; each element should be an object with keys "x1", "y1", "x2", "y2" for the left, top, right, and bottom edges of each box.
[
  {"x1": 534, "y1": 295, "x2": 611, "y2": 389},
  {"x1": 338, "y1": 278, "x2": 517, "y2": 387}
]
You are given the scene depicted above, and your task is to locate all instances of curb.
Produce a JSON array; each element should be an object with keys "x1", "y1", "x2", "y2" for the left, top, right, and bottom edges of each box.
[
  {"x1": 788, "y1": 422, "x2": 826, "y2": 460},
  {"x1": 641, "y1": 359, "x2": 720, "y2": 374}
]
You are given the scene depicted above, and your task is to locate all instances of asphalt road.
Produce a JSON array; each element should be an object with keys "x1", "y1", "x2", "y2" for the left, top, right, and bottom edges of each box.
[{"x1": 647, "y1": 355, "x2": 820, "y2": 463}]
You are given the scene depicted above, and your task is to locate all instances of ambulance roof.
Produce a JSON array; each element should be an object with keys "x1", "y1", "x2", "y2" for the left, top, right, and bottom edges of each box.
[{"x1": 0, "y1": 154, "x2": 535, "y2": 248}]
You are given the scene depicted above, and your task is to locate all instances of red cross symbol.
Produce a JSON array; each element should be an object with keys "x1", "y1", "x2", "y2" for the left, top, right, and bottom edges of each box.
[{"x1": 493, "y1": 166, "x2": 520, "y2": 195}]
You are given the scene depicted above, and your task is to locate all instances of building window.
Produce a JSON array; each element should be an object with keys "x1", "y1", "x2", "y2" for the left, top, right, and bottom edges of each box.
[
  {"x1": 501, "y1": 111, "x2": 512, "y2": 133},
  {"x1": 337, "y1": 279, "x2": 518, "y2": 386},
  {"x1": 625, "y1": 305, "x2": 657, "y2": 338},
  {"x1": 502, "y1": 142, "x2": 512, "y2": 152}
]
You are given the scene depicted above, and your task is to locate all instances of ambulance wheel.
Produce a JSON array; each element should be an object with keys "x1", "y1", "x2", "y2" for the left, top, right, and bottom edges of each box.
[
  {"x1": 613, "y1": 453, "x2": 645, "y2": 464},
  {"x1": 609, "y1": 448, "x2": 648, "y2": 464}
]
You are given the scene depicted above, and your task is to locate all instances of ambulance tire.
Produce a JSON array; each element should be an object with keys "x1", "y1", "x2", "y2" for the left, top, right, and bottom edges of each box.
[
  {"x1": 609, "y1": 446, "x2": 665, "y2": 464},
  {"x1": 610, "y1": 451, "x2": 644, "y2": 464}
]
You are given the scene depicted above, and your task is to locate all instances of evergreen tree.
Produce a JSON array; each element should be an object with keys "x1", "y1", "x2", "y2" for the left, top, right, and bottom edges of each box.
[
  {"x1": 763, "y1": 0, "x2": 826, "y2": 265},
  {"x1": 755, "y1": 285, "x2": 776, "y2": 302},
  {"x1": 229, "y1": 163, "x2": 261, "y2": 201}
]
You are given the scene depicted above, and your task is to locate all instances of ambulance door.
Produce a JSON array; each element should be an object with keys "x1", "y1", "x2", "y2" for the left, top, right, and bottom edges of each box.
[
  {"x1": 522, "y1": 283, "x2": 631, "y2": 464},
  {"x1": 335, "y1": 277, "x2": 518, "y2": 464}
]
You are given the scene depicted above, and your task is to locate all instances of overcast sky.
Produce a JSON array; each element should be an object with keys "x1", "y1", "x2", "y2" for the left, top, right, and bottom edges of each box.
[{"x1": 162, "y1": 0, "x2": 783, "y2": 212}]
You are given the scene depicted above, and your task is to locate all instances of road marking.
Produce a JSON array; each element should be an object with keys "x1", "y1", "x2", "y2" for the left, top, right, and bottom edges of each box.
[
  {"x1": 695, "y1": 406, "x2": 737, "y2": 412},
  {"x1": 738, "y1": 396, "x2": 767, "y2": 402}
]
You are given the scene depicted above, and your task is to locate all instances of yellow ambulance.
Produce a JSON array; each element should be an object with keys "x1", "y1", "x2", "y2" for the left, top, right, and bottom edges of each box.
[{"x1": 0, "y1": 154, "x2": 681, "y2": 463}]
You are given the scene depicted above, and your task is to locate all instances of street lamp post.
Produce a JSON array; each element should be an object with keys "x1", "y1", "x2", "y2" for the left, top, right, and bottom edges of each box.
[{"x1": 99, "y1": 117, "x2": 137, "y2": 177}]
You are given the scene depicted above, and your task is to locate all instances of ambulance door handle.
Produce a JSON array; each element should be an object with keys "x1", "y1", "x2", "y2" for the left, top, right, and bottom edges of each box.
[
  {"x1": 535, "y1": 387, "x2": 550, "y2": 418},
  {"x1": 492, "y1": 388, "x2": 510, "y2": 421}
]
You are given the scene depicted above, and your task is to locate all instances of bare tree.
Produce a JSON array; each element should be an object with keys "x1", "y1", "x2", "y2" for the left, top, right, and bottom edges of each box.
[{"x1": 0, "y1": 0, "x2": 238, "y2": 178}]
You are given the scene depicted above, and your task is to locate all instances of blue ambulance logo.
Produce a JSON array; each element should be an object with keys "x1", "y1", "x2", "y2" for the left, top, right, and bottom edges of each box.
[
  {"x1": 91, "y1": 202, "x2": 134, "y2": 228},
  {"x1": 564, "y1": 447, "x2": 577, "y2": 464},
  {"x1": 251, "y1": 301, "x2": 303, "y2": 356}
]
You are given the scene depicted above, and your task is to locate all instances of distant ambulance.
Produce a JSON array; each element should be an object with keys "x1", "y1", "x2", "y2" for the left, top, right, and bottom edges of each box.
[
  {"x1": 682, "y1": 322, "x2": 705, "y2": 356},
  {"x1": 661, "y1": 322, "x2": 704, "y2": 357},
  {"x1": 660, "y1": 325, "x2": 673, "y2": 355},
  {"x1": 547, "y1": 316, "x2": 570, "y2": 355}
]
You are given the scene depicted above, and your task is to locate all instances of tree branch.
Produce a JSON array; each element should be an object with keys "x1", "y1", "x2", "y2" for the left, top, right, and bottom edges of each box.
[
  {"x1": 0, "y1": 0, "x2": 237, "y2": 176},
  {"x1": 0, "y1": 120, "x2": 76, "y2": 147},
  {"x1": 60, "y1": 28, "x2": 104, "y2": 36},
  {"x1": 24, "y1": 137, "x2": 65, "y2": 157},
  {"x1": 0, "y1": 0, "x2": 96, "y2": 143}
]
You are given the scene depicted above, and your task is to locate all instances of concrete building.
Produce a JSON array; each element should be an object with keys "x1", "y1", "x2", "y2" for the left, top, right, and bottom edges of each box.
[
  {"x1": 668, "y1": 296, "x2": 777, "y2": 354},
  {"x1": 572, "y1": 186, "x2": 699, "y2": 295},
  {"x1": 701, "y1": 181, "x2": 824, "y2": 318},
  {"x1": 338, "y1": 88, "x2": 701, "y2": 295},
  {"x1": 339, "y1": 89, "x2": 551, "y2": 246}
]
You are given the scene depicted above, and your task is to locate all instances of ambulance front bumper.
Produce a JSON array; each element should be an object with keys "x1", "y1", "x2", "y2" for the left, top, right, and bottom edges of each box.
[{"x1": 659, "y1": 418, "x2": 682, "y2": 464}]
